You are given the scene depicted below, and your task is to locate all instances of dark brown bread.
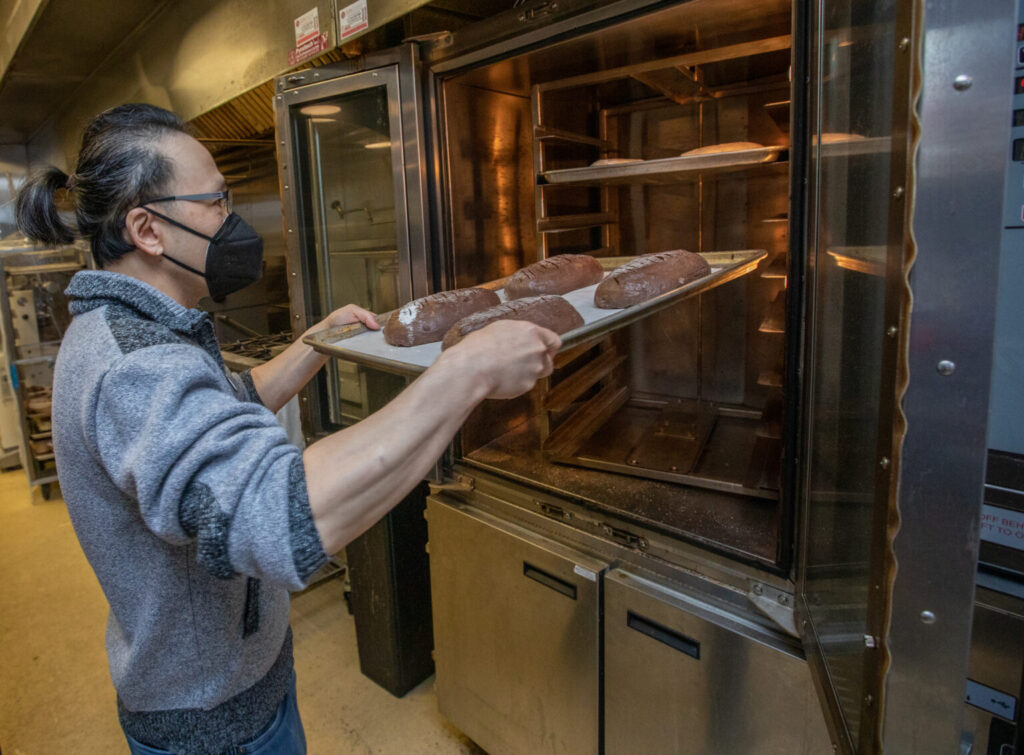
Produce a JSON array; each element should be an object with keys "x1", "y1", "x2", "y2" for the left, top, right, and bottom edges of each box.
[
  {"x1": 384, "y1": 288, "x2": 501, "y2": 346},
  {"x1": 594, "y1": 250, "x2": 711, "y2": 309},
  {"x1": 441, "y1": 295, "x2": 584, "y2": 350},
  {"x1": 504, "y1": 254, "x2": 605, "y2": 299}
]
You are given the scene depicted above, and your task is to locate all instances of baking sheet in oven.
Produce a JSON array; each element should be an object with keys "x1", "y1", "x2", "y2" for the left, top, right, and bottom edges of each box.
[{"x1": 304, "y1": 249, "x2": 767, "y2": 376}]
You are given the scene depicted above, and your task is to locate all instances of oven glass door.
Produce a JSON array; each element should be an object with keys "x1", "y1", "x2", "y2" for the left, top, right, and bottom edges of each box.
[
  {"x1": 797, "y1": 0, "x2": 906, "y2": 751},
  {"x1": 281, "y1": 51, "x2": 428, "y2": 430}
]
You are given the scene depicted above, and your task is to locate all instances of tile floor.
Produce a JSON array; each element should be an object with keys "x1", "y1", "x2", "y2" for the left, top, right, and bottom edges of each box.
[{"x1": 0, "y1": 469, "x2": 481, "y2": 754}]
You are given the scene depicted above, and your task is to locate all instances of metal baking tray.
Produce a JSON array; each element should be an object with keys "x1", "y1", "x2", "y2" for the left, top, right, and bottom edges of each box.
[
  {"x1": 540, "y1": 147, "x2": 785, "y2": 186},
  {"x1": 303, "y1": 250, "x2": 767, "y2": 377}
]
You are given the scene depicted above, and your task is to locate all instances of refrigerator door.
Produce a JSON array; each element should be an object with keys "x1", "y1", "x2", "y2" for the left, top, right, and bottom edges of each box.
[
  {"x1": 276, "y1": 45, "x2": 429, "y2": 430},
  {"x1": 604, "y1": 569, "x2": 831, "y2": 754},
  {"x1": 426, "y1": 496, "x2": 607, "y2": 755},
  {"x1": 797, "y1": 0, "x2": 1013, "y2": 752}
]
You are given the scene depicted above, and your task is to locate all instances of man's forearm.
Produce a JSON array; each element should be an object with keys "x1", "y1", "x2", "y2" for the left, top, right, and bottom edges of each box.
[
  {"x1": 302, "y1": 349, "x2": 490, "y2": 555},
  {"x1": 249, "y1": 335, "x2": 328, "y2": 413}
]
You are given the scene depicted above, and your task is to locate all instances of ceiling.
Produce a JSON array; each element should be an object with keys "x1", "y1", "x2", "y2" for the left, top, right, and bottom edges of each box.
[
  {"x1": 0, "y1": 0, "x2": 168, "y2": 144},
  {"x1": 0, "y1": 0, "x2": 526, "y2": 148}
]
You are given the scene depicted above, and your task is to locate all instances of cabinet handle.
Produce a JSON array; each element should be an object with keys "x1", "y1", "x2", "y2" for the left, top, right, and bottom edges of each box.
[
  {"x1": 523, "y1": 562, "x2": 577, "y2": 600},
  {"x1": 627, "y1": 611, "x2": 700, "y2": 659}
]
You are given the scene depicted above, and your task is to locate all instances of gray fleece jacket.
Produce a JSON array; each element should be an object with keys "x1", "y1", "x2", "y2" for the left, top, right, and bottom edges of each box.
[{"x1": 53, "y1": 270, "x2": 327, "y2": 753}]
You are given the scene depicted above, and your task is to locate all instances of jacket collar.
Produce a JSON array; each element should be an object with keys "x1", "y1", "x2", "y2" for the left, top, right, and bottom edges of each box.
[{"x1": 66, "y1": 270, "x2": 209, "y2": 336}]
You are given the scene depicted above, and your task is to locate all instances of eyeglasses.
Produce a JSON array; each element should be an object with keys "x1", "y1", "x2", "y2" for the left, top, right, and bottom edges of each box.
[{"x1": 140, "y1": 190, "x2": 232, "y2": 214}]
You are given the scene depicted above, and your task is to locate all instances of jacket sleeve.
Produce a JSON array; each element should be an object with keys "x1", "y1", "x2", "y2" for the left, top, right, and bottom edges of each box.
[
  {"x1": 225, "y1": 368, "x2": 264, "y2": 406},
  {"x1": 92, "y1": 343, "x2": 327, "y2": 590}
]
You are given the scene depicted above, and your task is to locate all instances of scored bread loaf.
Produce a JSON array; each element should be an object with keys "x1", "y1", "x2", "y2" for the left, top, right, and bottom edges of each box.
[
  {"x1": 594, "y1": 250, "x2": 711, "y2": 309},
  {"x1": 384, "y1": 288, "x2": 501, "y2": 346},
  {"x1": 441, "y1": 295, "x2": 584, "y2": 350},
  {"x1": 504, "y1": 254, "x2": 605, "y2": 299}
]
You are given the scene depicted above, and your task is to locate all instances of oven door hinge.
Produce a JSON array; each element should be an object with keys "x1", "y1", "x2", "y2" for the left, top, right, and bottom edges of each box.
[
  {"x1": 602, "y1": 523, "x2": 649, "y2": 552},
  {"x1": 518, "y1": 0, "x2": 560, "y2": 24},
  {"x1": 747, "y1": 581, "x2": 798, "y2": 637},
  {"x1": 428, "y1": 474, "x2": 475, "y2": 497},
  {"x1": 538, "y1": 501, "x2": 572, "y2": 522}
]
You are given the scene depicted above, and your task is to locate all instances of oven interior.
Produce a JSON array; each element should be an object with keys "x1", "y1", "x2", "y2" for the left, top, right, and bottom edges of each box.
[{"x1": 439, "y1": 0, "x2": 796, "y2": 567}]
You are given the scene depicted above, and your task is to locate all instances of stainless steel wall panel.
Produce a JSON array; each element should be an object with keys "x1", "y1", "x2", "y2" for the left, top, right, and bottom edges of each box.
[
  {"x1": 427, "y1": 496, "x2": 607, "y2": 755},
  {"x1": 441, "y1": 80, "x2": 536, "y2": 287}
]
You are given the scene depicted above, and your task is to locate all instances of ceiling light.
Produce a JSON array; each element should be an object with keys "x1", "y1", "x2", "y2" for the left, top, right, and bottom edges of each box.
[
  {"x1": 365, "y1": 141, "x2": 391, "y2": 149},
  {"x1": 300, "y1": 104, "x2": 341, "y2": 116}
]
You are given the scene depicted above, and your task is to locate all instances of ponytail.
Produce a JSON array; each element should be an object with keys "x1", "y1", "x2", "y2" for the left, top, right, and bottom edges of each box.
[
  {"x1": 14, "y1": 103, "x2": 188, "y2": 267},
  {"x1": 15, "y1": 166, "x2": 76, "y2": 247}
]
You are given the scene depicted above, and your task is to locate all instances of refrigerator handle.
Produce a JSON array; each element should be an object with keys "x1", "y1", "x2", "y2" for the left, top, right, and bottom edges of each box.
[
  {"x1": 523, "y1": 562, "x2": 577, "y2": 600},
  {"x1": 626, "y1": 610, "x2": 700, "y2": 660}
]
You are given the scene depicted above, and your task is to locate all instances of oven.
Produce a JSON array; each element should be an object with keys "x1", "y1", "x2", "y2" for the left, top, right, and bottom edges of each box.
[{"x1": 275, "y1": 0, "x2": 1012, "y2": 751}]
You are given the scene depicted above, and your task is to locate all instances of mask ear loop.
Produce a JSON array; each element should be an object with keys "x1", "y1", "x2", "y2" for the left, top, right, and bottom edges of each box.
[{"x1": 139, "y1": 206, "x2": 214, "y2": 280}]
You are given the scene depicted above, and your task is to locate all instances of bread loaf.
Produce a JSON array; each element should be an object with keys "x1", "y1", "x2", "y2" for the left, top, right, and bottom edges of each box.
[
  {"x1": 504, "y1": 254, "x2": 604, "y2": 299},
  {"x1": 594, "y1": 250, "x2": 711, "y2": 309},
  {"x1": 441, "y1": 295, "x2": 584, "y2": 350},
  {"x1": 682, "y1": 141, "x2": 763, "y2": 156},
  {"x1": 384, "y1": 288, "x2": 501, "y2": 346}
]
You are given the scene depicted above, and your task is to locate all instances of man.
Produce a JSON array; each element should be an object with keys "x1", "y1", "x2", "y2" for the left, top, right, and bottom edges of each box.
[{"x1": 16, "y1": 103, "x2": 558, "y2": 754}]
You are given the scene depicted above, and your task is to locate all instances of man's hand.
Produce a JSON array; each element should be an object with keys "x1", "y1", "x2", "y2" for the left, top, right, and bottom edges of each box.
[
  {"x1": 438, "y1": 320, "x2": 561, "y2": 400},
  {"x1": 304, "y1": 318, "x2": 562, "y2": 555},
  {"x1": 253, "y1": 303, "x2": 377, "y2": 412},
  {"x1": 308, "y1": 304, "x2": 380, "y2": 335}
]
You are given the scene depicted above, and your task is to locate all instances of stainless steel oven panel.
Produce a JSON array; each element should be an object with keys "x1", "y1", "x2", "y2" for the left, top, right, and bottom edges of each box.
[
  {"x1": 426, "y1": 496, "x2": 607, "y2": 755},
  {"x1": 604, "y1": 569, "x2": 831, "y2": 754},
  {"x1": 882, "y1": 0, "x2": 1014, "y2": 752}
]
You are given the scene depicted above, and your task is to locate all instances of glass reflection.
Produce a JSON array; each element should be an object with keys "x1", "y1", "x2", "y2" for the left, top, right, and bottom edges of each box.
[
  {"x1": 803, "y1": 0, "x2": 896, "y2": 747},
  {"x1": 299, "y1": 85, "x2": 403, "y2": 425}
]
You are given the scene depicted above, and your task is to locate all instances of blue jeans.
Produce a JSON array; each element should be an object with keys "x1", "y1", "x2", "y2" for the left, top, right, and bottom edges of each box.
[{"x1": 123, "y1": 673, "x2": 306, "y2": 754}]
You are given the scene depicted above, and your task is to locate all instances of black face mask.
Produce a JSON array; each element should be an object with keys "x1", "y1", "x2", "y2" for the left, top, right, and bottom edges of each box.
[{"x1": 142, "y1": 208, "x2": 264, "y2": 303}]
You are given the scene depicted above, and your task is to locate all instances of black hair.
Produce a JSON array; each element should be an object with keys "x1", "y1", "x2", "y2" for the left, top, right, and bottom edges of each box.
[{"x1": 15, "y1": 103, "x2": 188, "y2": 268}]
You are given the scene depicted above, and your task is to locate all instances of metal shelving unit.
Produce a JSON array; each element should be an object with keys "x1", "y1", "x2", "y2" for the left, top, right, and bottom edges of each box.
[{"x1": 0, "y1": 245, "x2": 87, "y2": 498}]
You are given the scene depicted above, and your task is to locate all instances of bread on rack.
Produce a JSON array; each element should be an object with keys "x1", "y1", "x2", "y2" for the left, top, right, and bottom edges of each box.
[
  {"x1": 441, "y1": 295, "x2": 584, "y2": 350},
  {"x1": 814, "y1": 132, "x2": 866, "y2": 144},
  {"x1": 681, "y1": 141, "x2": 763, "y2": 156},
  {"x1": 383, "y1": 288, "x2": 501, "y2": 346},
  {"x1": 503, "y1": 254, "x2": 605, "y2": 299},
  {"x1": 594, "y1": 250, "x2": 711, "y2": 309}
]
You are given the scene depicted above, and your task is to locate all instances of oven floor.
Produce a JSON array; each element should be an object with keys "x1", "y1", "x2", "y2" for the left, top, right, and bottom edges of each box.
[{"x1": 464, "y1": 415, "x2": 781, "y2": 567}]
